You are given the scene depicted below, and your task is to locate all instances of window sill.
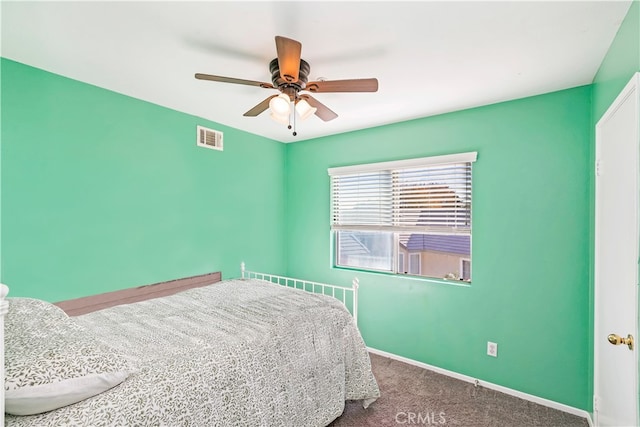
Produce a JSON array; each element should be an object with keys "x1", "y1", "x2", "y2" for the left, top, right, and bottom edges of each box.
[{"x1": 332, "y1": 266, "x2": 472, "y2": 288}]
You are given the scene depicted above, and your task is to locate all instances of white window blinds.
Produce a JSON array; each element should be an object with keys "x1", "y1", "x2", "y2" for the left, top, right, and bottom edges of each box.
[{"x1": 329, "y1": 152, "x2": 477, "y2": 235}]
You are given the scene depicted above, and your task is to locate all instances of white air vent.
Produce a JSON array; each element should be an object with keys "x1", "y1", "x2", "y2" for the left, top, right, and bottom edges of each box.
[{"x1": 197, "y1": 126, "x2": 223, "y2": 151}]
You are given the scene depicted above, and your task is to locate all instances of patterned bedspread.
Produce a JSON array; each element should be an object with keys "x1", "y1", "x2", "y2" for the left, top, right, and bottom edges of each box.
[{"x1": 6, "y1": 278, "x2": 380, "y2": 426}]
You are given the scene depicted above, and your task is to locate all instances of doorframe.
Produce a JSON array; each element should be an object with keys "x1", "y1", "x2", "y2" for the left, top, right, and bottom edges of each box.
[{"x1": 593, "y1": 72, "x2": 640, "y2": 426}]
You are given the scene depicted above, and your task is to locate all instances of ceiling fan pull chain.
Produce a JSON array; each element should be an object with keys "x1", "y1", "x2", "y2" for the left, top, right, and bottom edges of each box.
[{"x1": 292, "y1": 102, "x2": 297, "y2": 136}]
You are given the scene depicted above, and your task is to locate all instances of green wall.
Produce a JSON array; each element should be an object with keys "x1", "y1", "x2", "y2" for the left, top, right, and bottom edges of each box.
[
  {"x1": 1, "y1": 58, "x2": 286, "y2": 301},
  {"x1": 592, "y1": 0, "x2": 640, "y2": 122},
  {"x1": 285, "y1": 86, "x2": 592, "y2": 410}
]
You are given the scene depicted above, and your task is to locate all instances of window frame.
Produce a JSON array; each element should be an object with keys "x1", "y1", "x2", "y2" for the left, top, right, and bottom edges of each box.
[
  {"x1": 460, "y1": 258, "x2": 472, "y2": 281},
  {"x1": 329, "y1": 152, "x2": 477, "y2": 282}
]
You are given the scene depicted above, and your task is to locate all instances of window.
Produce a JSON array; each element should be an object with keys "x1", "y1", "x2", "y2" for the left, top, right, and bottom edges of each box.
[
  {"x1": 408, "y1": 253, "x2": 421, "y2": 275},
  {"x1": 329, "y1": 152, "x2": 476, "y2": 282},
  {"x1": 460, "y1": 258, "x2": 471, "y2": 281}
]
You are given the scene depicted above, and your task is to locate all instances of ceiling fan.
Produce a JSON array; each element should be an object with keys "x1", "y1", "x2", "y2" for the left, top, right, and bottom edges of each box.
[{"x1": 195, "y1": 36, "x2": 378, "y2": 135}]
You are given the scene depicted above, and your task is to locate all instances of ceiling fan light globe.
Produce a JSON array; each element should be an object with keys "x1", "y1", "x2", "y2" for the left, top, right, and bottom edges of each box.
[
  {"x1": 295, "y1": 99, "x2": 317, "y2": 121},
  {"x1": 269, "y1": 93, "x2": 291, "y2": 116}
]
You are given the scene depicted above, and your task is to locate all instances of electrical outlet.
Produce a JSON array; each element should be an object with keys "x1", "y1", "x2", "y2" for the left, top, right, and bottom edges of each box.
[{"x1": 487, "y1": 341, "x2": 498, "y2": 357}]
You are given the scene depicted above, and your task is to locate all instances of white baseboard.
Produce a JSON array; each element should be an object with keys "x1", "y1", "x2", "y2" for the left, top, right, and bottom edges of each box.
[{"x1": 367, "y1": 347, "x2": 594, "y2": 426}]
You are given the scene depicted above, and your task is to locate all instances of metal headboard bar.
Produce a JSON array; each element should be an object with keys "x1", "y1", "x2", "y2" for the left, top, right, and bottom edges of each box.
[{"x1": 240, "y1": 262, "x2": 359, "y2": 325}]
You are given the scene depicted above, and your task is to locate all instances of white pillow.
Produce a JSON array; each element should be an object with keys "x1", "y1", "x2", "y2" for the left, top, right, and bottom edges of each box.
[
  {"x1": 5, "y1": 298, "x2": 132, "y2": 415},
  {"x1": 6, "y1": 371, "x2": 129, "y2": 416}
]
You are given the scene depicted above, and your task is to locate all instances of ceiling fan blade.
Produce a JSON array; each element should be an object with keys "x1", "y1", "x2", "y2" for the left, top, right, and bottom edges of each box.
[
  {"x1": 195, "y1": 73, "x2": 274, "y2": 89},
  {"x1": 275, "y1": 36, "x2": 302, "y2": 83},
  {"x1": 243, "y1": 95, "x2": 278, "y2": 117},
  {"x1": 300, "y1": 95, "x2": 338, "y2": 122},
  {"x1": 305, "y1": 78, "x2": 378, "y2": 93}
]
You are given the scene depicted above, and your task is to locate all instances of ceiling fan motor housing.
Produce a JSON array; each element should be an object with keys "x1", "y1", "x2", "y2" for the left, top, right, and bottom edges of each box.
[{"x1": 269, "y1": 58, "x2": 310, "y2": 99}]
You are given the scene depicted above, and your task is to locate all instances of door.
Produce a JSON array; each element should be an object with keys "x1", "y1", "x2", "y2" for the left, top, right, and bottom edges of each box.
[{"x1": 594, "y1": 73, "x2": 640, "y2": 427}]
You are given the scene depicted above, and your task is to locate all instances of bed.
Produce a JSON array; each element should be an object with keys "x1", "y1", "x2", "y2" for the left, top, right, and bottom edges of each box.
[{"x1": 0, "y1": 264, "x2": 380, "y2": 426}]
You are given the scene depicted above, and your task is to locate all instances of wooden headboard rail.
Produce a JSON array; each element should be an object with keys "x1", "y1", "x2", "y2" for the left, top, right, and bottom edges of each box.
[{"x1": 54, "y1": 271, "x2": 222, "y2": 316}]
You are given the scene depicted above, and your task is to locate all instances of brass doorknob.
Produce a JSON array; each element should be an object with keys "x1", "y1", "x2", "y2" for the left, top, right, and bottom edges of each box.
[{"x1": 608, "y1": 333, "x2": 634, "y2": 350}]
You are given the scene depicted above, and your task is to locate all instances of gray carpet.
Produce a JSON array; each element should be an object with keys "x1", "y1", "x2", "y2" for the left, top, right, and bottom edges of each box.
[{"x1": 330, "y1": 353, "x2": 589, "y2": 427}]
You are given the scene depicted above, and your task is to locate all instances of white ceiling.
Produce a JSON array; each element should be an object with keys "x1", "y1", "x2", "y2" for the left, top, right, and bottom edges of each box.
[{"x1": 1, "y1": 1, "x2": 633, "y2": 143}]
